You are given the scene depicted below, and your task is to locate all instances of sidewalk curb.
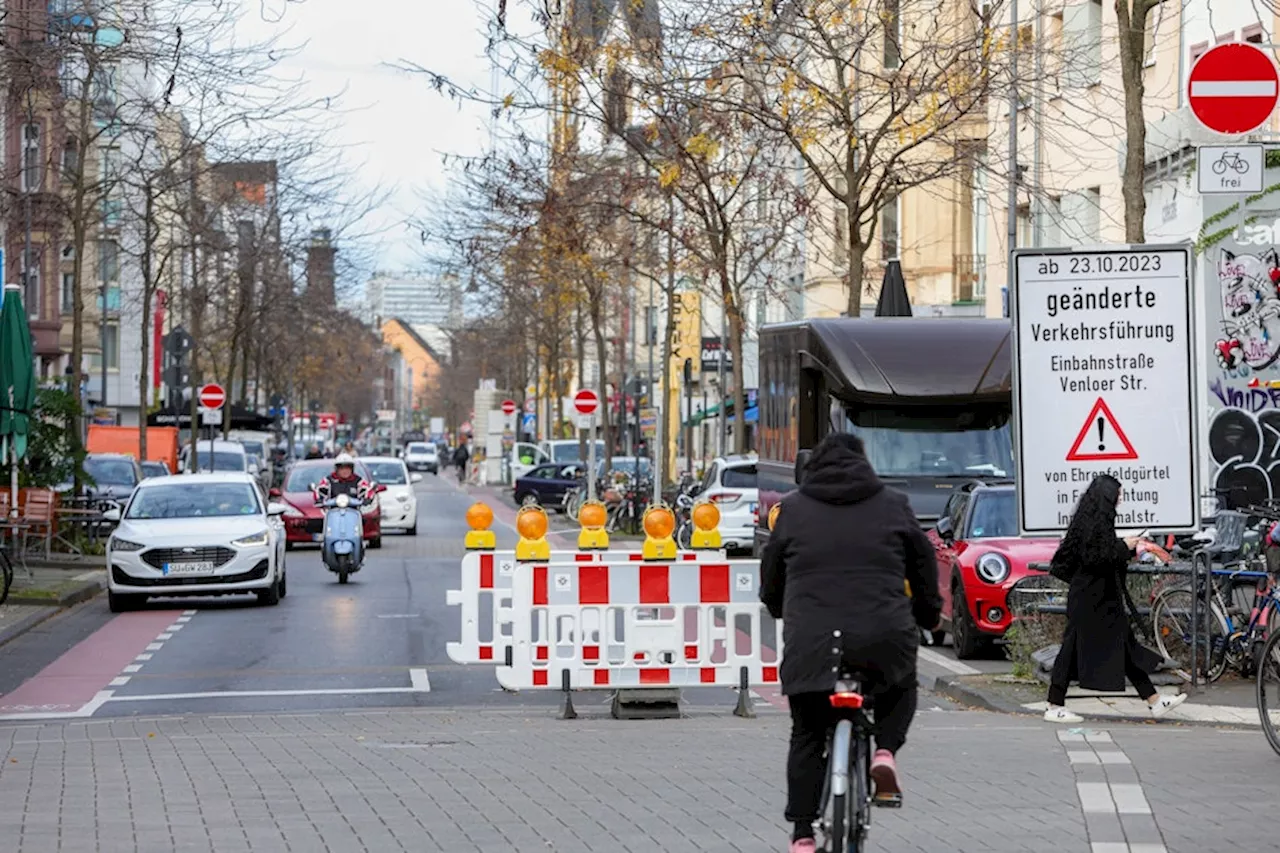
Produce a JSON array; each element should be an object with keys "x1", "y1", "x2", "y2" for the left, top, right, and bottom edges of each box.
[
  {"x1": 930, "y1": 674, "x2": 1265, "y2": 730},
  {"x1": 0, "y1": 605, "x2": 61, "y2": 649},
  {"x1": 5, "y1": 578, "x2": 105, "y2": 609}
]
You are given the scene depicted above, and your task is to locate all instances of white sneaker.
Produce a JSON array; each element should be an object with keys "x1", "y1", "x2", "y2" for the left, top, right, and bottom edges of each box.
[
  {"x1": 1044, "y1": 706, "x2": 1083, "y2": 723},
  {"x1": 1150, "y1": 692, "x2": 1188, "y2": 719}
]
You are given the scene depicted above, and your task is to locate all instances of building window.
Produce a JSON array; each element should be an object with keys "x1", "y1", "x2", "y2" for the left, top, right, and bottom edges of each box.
[
  {"x1": 883, "y1": 0, "x2": 901, "y2": 69},
  {"x1": 1190, "y1": 41, "x2": 1209, "y2": 66},
  {"x1": 99, "y1": 240, "x2": 119, "y2": 283},
  {"x1": 21, "y1": 123, "x2": 42, "y2": 193},
  {"x1": 1144, "y1": 2, "x2": 1162, "y2": 67},
  {"x1": 23, "y1": 250, "x2": 41, "y2": 320},
  {"x1": 1244, "y1": 24, "x2": 1265, "y2": 44},
  {"x1": 62, "y1": 137, "x2": 79, "y2": 180},
  {"x1": 1215, "y1": 32, "x2": 1235, "y2": 45},
  {"x1": 1064, "y1": 0, "x2": 1103, "y2": 87},
  {"x1": 61, "y1": 273, "x2": 75, "y2": 315},
  {"x1": 880, "y1": 192, "x2": 900, "y2": 262},
  {"x1": 104, "y1": 323, "x2": 120, "y2": 371}
]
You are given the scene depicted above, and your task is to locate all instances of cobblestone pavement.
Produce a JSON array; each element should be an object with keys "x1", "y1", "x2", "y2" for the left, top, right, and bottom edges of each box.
[{"x1": 8, "y1": 703, "x2": 1274, "y2": 853}]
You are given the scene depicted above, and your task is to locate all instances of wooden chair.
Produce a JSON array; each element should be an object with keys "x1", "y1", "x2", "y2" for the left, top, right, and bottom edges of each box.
[{"x1": 20, "y1": 489, "x2": 56, "y2": 559}]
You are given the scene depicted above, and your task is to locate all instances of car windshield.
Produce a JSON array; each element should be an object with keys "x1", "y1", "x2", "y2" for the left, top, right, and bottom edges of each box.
[
  {"x1": 407, "y1": 443, "x2": 431, "y2": 454},
  {"x1": 553, "y1": 442, "x2": 604, "y2": 463},
  {"x1": 126, "y1": 482, "x2": 261, "y2": 519},
  {"x1": 365, "y1": 462, "x2": 407, "y2": 484},
  {"x1": 839, "y1": 406, "x2": 1013, "y2": 478},
  {"x1": 141, "y1": 463, "x2": 169, "y2": 478},
  {"x1": 84, "y1": 458, "x2": 138, "y2": 487},
  {"x1": 598, "y1": 457, "x2": 651, "y2": 479},
  {"x1": 191, "y1": 451, "x2": 246, "y2": 472},
  {"x1": 966, "y1": 490, "x2": 1018, "y2": 539},
  {"x1": 239, "y1": 440, "x2": 265, "y2": 456}
]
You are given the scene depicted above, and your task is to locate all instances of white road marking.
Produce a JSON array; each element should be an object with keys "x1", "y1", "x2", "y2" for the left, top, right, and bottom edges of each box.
[
  {"x1": 0, "y1": 690, "x2": 114, "y2": 721},
  {"x1": 99, "y1": 668, "x2": 433, "y2": 704},
  {"x1": 182, "y1": 610, "x2": 197, "y2": 616},
  {"x1": 122, "y1": 664, "x2": 142, "y2": 673},
  {"x1": 377, "y1": 614, "x2": 420, "y2": 619},
  {"x1": 1068, "y1": 751, "x2": 1100, "y2": 764},
  {"x1": 108, "y1": 676, "x2": 131, "y2": 687},
  {"x1": 157, "y1": 633, "x2": 173, "y2": 640},
  {"x1": 917, "y1": 647, "x2": 981, "y2": 676},
  {"x1": 146, "y1": 643, "x2": 163, "y2": 651},
  {"x1": 1077, "y1": 782, "x2": 1114, "y2": 813},
  {"x1": 1109, "y1": 783, "x2": 1152, "y2": 814},
  {"x1": 134, "y1": 654, "x2": 152, "y2": 661},
  {"x1": 165, "y1": 624, "x2": 183, "y2": 632}
]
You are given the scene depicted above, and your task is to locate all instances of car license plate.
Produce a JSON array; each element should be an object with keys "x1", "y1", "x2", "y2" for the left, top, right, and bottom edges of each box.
[
  {"x1": 312, "y1": 533, "x2": 324, "y2": 542},
  {"x1": 162, "y1": 561, "x2": 217, "y2": 576}
]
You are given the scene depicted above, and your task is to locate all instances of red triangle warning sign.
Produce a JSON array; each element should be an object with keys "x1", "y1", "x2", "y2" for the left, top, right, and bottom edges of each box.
[{"x1": 1066, "y1": 398, "x2": 1137, "y2": 462}]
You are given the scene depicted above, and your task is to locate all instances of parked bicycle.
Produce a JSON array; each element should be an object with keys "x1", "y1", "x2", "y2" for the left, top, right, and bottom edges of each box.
[{"x1": 0, "y1": 544, "x2": 12, "y2": 606}]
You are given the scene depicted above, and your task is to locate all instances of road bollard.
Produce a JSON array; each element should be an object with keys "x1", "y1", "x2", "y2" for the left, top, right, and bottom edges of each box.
[{"x1": 464, "y1": 502, "x2": 496, "y2": 550}]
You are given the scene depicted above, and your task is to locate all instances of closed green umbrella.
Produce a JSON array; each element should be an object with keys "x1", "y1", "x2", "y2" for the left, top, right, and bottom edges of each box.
[{"x1": 1, "y1": 283, "x2": 36, "y2": 510}]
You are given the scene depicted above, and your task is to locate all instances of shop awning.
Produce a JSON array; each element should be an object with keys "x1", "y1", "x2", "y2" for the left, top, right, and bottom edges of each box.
[{"x1": 683, "y1": 400, "x2": 757, "y2": 427}]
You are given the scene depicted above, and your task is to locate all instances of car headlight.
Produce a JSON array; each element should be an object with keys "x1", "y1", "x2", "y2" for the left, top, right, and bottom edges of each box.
[
  {"x1": 232, "y1": 530, "x2": 270, "y2": 547},
  {"x1": 110, "y1": 536, "x2": 144, "y2": 552},
  {"x1": 975, "y1": 552, "x2": 1011, "y2": 584},
  {"x1": 336, "y1": 493, "x2": 351, "y2": 508}
]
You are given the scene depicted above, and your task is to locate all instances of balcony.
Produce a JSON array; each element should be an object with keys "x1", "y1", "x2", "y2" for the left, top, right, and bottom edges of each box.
[{"x1": 953, "y1": 254, "x2": 986, "y2": 304}]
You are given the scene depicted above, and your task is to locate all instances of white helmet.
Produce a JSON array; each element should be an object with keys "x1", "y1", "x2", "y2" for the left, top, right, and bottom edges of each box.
[{"x1": 334, "y1": 452, "x2": 356, "y2": 466}]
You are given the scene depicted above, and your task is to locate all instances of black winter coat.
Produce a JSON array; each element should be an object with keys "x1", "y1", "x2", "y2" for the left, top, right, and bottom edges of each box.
[
  {"x1": 1050, "y1": 536, "x2": 1162, "y2": 692},
  {"x1": 760, "y1": 444, "x2": 943, "y2": 695}
]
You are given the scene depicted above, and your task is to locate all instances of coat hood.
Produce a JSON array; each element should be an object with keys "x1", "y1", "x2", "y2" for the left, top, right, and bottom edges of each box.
[{"x1": 799, "y1": 441, "x2": 885, "y2": 505}]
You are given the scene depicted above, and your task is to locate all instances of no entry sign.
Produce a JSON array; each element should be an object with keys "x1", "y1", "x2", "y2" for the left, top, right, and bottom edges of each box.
[
  {"x1": 198, "y1": 383, "x2": 226, "y2": 410},
  {"x1": 501, "y1": 399, "x2": 517, "y2": 416},
  {"x1": 1188, "y1": 42, "x2": 1279, "y2": 135},
  {"x1": 573, "y1": 389, "x2": 600, "y2": 415}
]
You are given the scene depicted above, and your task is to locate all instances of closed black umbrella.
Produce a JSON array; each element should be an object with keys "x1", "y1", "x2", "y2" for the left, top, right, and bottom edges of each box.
[{"x1": 874, "y1": 259, "x2": 913, "y2": 317}]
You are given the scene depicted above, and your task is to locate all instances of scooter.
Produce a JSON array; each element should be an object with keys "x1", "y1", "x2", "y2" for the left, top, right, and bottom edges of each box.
[{"x1": 319, "y1": 492, "x2": 372, "y2": 584}]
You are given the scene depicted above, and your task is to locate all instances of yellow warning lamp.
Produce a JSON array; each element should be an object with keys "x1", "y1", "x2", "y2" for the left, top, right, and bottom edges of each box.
[
  {"x1": 690, "y1": 501, "x2": 722, "y2": 550},
  {"x1": 642, "y1": 503, "x2": 678, "y2": 560},
  {"x1": 515, "y1": 503, "x2": 551, "y2": 561},
  {"x1": 577, "y1": 499, "x2": 610, "y2": 551},
  {"x1": 767, "y1": 502, "x2": 781, "y2": 531},
  {"x1": 464, "y1": 502, "x2": 496, "y2": 550}
]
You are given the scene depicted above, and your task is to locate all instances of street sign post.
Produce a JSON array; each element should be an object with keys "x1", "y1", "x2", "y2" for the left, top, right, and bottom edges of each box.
[
  {"x1": 1011, "y1": 246, "x2": 1199, "y2": 535},
  {"x1": 1197, "y1": 144, "x2": 1264, "y2": 194},
  {"x1": 574, "y1": 389, "x2": 601, "y2": 501},
  {"x1": 197, "y1": 383, "x2": 226, "y2": 471},
  {"x1": 1188, "y1": 42, "x2": 1279, "y2": 136}
]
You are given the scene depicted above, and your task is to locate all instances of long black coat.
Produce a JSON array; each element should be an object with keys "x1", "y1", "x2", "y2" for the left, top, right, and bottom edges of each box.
[
  {"x1": 760, "y1": 445, "x2": 942, "y2": 696},
  {"x1": 1050, "y1": 536, "x2": 1162, "y2": 692}
]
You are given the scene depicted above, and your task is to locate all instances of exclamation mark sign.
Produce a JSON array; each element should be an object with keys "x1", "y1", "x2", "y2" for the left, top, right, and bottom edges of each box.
[{"x1": 1097, "y1": 416, "x2": 1106, "y2": 452}]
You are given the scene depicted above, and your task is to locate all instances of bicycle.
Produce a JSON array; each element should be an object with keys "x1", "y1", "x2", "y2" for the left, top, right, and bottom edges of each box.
[
  {"x1": 816, "y1": 669, "x2": 900, "y2": 853},
  {"x1": 0, "y1": 545, "x2": 12, "y2": 606}
]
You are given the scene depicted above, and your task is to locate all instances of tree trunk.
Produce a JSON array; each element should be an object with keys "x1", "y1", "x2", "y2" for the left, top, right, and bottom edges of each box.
[
  {"x1": 1115, "y1": 0, "x2": 1149, "y2": 243},
  {"x1": 846, "y1": 239, "x2": 867, "y2": 317},
  {"x1": 590, "y1": 302, "x2": 610, "y2": 477}
]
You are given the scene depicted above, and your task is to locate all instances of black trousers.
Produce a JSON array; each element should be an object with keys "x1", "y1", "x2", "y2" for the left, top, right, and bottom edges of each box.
[
  {"x1": 1047, "y1": 640, "x2": 1156, "y2": 707},
  {"x1": 784, "y1": 678, "x2": 917, "y2": 829}
]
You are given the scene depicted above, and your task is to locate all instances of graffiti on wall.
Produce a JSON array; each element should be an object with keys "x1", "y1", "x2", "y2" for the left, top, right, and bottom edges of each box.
[
  {"x1": 1208, "y1": 379, "x2": 1280, "y2": 504},
  {"x1": 1213, "y1": 248, "x2": 1280, "y2": 373}
]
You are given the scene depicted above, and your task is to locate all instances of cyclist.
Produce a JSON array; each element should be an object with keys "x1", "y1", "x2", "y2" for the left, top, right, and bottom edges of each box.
[{"x1": 761, "y1": 432, "x2": 942, "y2": 853}]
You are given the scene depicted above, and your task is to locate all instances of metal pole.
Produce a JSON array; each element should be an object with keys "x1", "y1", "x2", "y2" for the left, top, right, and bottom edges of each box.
[
  {"x1": 1032, "y1": 0, "x2": 1043, "y2": 247},
  {"x1": 1006, "y1": 0, "x2": 1020, "y2": 287},
  {"x1": 587, "y1": 415, "x2": 597, "y2": 503},
  {"x1": 649, "y1": 272, "x2": 658, "y2": 504},
  {"x1": 718, "y1": 307, "x2": 727, "y2": 457},
  {"x1": 685, "y1": 360, "x2": 693, "y2": 479}
]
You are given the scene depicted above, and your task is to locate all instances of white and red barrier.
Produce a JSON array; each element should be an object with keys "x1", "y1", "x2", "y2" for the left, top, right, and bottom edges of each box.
[
  {"x1": 446, "y1": 549, "x2": 729, "y2": 665},
  {"x1": 495, "y1": 558, "x2": 781, "y2": 693}
]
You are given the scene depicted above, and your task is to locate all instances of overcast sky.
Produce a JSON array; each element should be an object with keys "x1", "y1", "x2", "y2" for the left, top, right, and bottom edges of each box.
[{"x1": 239, "y1": 0, "x2": 495, "y2": 285}]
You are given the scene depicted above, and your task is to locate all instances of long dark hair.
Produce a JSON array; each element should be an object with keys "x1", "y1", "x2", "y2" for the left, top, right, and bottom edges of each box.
[{"x1": 1059, "y1": 474, "x2": 1122, "y2": 566}]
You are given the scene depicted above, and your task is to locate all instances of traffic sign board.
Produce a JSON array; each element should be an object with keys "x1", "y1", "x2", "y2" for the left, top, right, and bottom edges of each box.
[
  {"x1": 198, "y1": 383, "x2": 226, "y2": 410},
  {"x1": 1188, "y1": 42, "x2": 1279, "y2": 135},
  {"x1": 1011, "y1": 246, "x2": 1198, "y2": 535},
  {"x1": 573, "y1": 389, "x2": 600, "y2": 415},
  {"x1": 501, "y1": 399, "x2": 517, "y2": 416},
  {"x1": 1197, "y1": 144, "x2": 1264, "y2": 194}
]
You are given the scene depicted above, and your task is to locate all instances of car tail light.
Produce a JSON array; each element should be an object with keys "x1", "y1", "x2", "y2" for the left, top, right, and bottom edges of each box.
[{"x1": 710, "y1": 492, "x2": 741, "y2": 504}]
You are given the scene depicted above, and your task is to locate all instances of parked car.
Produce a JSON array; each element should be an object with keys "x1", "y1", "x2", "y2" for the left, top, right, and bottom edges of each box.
[
  {"x1": 272, "y1": 458, "x2": 383, "y2": 550},
  {"x1": 104, "y1": 472, "x2": 288, "y2": 611},
  {"x1": 361, "y1": 456, "x2": 422, "y2": 535},
  {"x1": 691, "y1": 455, "x2": 758, "y2": 555},
  {"x1": 403, "y1": 441, "x2": 439, "y2": 474},
  {"x1": 179, "y1": 439, "x2": 249, "y2": 474},
  {"x1": 928, "y1": 481, "x2": 1060, "y2": 658},
  {"x1": 72, "y1": 453, "x2": 145, "y2": 509},
  {"x1": 140, "y1": 461, "x2": 171, "y2": 479},
  {"x1": 513, "y1": 462, "x2": 586, "y2": 511}
]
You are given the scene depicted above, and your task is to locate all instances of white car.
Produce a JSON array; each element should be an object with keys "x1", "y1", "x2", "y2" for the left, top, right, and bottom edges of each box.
[
  {"x1": 105, "y1": 472, "x2": 288, "y2": 612},
  {"x1": 695, "y1": 455, "x2": 759, "y2": 555},
  {"x1": 361, "y1": 456, "x2": 422, "y2": 535},
  {"x1": 403, "y1": 442, "x2": 439, "y2": 473},
  {"x1": 179, "y1": 439, "x2": 248, "y2": 474}
]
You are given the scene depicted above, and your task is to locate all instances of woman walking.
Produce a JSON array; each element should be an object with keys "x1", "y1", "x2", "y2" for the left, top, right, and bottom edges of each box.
[{"x1": 1044, "y1": 474, "x2": 1188, "y2": 723}]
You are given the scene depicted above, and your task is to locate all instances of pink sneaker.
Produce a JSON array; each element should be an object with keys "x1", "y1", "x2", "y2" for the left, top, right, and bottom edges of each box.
[
  {"x1": 788, "y1": 840, "x2": 817, "y2": 853},
  {"x1": 870, "y1": 749, "x2": 901, "y2": 798}
]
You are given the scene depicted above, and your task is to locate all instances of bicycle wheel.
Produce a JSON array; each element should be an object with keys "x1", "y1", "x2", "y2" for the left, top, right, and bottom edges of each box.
[
  {"x1": 823, "y1": 720, "x2": 852, "y2": 853},
  {"x1": 1151, "y1": 587, "x2": 1229, "y2": 682},
  {"x1": 849, "y1": 731, "x2": 870, "y2": 852},
  {"x1": 0, "y1": 548, "x2": 12, "y2": 607},
  {"x1": 1256, "y1": 628, "x2": 1280, "y2": 756}
]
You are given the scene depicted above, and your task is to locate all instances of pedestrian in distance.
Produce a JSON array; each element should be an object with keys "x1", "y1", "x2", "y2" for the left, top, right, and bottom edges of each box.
[
  {"x1": 453, "y1": 442, "x2": 470, "y2": 481},
  {"x1": 761, "y1": 432, "x2": 943, "y2": 853},
  {"x1": 1043, "y1": 474, "x2": 1188, "y2": 723}
]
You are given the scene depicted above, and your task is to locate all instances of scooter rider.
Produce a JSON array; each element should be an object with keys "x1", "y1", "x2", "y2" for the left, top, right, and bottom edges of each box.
[{"x1": 314, "y1": 453, "x2": 372, "y2": 505}]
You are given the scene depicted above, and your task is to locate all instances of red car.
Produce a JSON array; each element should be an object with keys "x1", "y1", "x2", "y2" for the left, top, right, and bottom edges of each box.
[
  {"x1": 273, "y1": 459, "x2": 384, "y2": 550},
  {"x1": 928, "y1": 482, "x2": 1059, "y2": 659}
]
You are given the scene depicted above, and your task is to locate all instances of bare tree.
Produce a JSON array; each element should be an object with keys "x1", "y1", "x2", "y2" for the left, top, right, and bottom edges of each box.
[{"x1": 1114, "y1": 0, "x2": 1161, "y2": 243}]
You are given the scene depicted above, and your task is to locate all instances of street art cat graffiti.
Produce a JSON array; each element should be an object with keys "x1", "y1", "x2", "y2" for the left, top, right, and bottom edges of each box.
[{"x1": 1214, "y1": 248, "x2": 1280, "y2": 372}]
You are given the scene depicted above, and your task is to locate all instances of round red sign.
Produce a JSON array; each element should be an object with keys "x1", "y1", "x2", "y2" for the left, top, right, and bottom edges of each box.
[
  {"x1": 1188, "y1": 42, "x2": 1280, "y2": 135},
  {"x1": 501, "y1": 399, "x2": 517, "y2": 416},
  {"x1": 573, "y1": 389, "x2": 600, "y2": 415},
  {"x1": 198, "y1": 383, "x2": 226, "y2": 409}
]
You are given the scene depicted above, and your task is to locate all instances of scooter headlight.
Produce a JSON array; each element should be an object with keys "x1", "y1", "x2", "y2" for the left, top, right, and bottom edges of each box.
[{"x1": 336, "y1": 493, "x2": 351, "y2": 508}]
